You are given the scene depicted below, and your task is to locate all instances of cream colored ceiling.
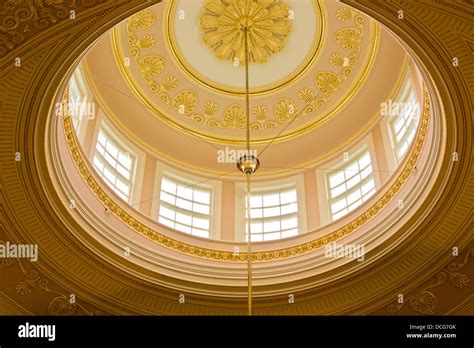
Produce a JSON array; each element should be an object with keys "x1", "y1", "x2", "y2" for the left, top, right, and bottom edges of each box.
[
  {"x1": 168, "y1": 0, "x2": 320, "y2": 92},
  {"x1": 83, "y1": 0, "x2": 408, "y2": 176}
]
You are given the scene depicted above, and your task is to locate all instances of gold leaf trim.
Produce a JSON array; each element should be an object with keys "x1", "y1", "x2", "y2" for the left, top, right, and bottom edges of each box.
[{"x1": 62, "y1": 88, "x2": 429, "y2": 262}]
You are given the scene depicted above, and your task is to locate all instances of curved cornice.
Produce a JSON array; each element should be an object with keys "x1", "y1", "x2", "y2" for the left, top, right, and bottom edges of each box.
[{"x1": 0, "y1": 0, "x2": 472, "y2": 315}]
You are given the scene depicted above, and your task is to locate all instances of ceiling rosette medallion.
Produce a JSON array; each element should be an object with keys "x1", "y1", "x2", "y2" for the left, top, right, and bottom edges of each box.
[{"x1": 199, "y1": 0, "x2": 292, "y2": 65}]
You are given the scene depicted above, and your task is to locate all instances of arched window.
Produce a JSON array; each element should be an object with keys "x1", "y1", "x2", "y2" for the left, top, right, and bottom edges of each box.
[
  {"x1": 389, "y1": 79, "x2": 421, "y2": 160},
  {"x1": 158, "y1": 176, "x2": 212, "y2": 238},
  {"x1": 245, "y1": 187, "x2": 299, "y2": 241},
  {"x1": 327, "y1": 149, "x2": 376, "y2": 221},
  {"x1": 92, "y1": 127, "x2": 135, "y2": 202}
]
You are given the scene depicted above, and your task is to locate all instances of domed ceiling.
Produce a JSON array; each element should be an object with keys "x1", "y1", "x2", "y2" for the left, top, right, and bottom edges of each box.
[{"x1": 83, "y1": 0, "x2": 408, "y2": 175}]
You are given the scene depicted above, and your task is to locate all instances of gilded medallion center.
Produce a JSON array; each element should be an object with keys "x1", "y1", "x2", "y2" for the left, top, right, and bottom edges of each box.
[{"x1": 199, "y1": 0, "x2": 292, "y2": 65}]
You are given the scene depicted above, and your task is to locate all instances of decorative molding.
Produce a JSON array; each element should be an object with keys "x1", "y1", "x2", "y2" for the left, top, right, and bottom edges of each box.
[
  {"x1": 62, "y1": 88, "x2": 430, "y2": 262},
  {"x1": 0, "y1": 0, "x2": 105, "y2": 57},
  {"x1": 387, "y1": 249, "x2": 473, "y2": 315},
  {"x1": 121, "y1": 6, "x2": 372, "y2": 134}
]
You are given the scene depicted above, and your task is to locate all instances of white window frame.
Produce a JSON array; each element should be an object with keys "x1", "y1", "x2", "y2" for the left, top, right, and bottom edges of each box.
[
  {"x1": 89, "y1": 114, "x2": 145, "y2": 206},
  {"x1": 246, "y1": 186, "x2": 299, "y2": 242},
  {"x1": 152, "y1": 165, "x2": 222, "y2": 239},
  {"x1": 389, "y1": 80, "x2": 420, "y2": 161},
  {"x1": 326, "y1": 146, "x2": 376, "y2": 221},
  {"x1": 316, "y1": 135, "x2": 381, "y2": 225},
  {"x1": 157, "y1": 175, "x2": 213, "y2": 238},
  {"x1": 68, "y1": 65, "x2": 92, "y2": 143},
  {"x1": 235, "y1": 175, "x2": 307, "y2": 242},
  {"x1": 93, "y1": 127, "x2": 136, "y2": 202}
]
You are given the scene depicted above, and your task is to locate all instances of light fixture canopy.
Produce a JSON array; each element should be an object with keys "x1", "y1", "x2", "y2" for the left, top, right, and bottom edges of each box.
[{"x1": 237, "y1": 154, "x2": 260, "y2": 175}]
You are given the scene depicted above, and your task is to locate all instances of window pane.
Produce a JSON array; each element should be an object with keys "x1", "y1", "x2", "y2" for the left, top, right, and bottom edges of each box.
[
  {"x1": 104, "y1": 152, "x2": 116, "y2": 167},
  {"x1": 159, "y1": 206, "x2": 175, "y2": 220},
  {"x1": 348, "y1": 199, "x2": 362, "y2": 212},
  {"x1": 281, "y1": 202, "x2": 297, "y2": 215},
  {"x1": 176, "y1": 212, "x2": 192, "y2": 226},
  {"x1": 160, "y1": 191, "x2": 175, "y2": 205},
  {"x1": 105, "y1": 142, "x2": 119, "y2": 158},
  {"x1": 359, "y1": 152, "x2": 371, "y2": 168},
  {"x1": 176, "y1": 198, "x2": 192, "y2": 211},
  {"x1": 116, "y1": 164, "x2": 130, "y2": 180},
  {"x1": 118, "y1": 152, "x2": 132, "y2": 169},
  {"x1": 158, "y1": 176, "x2": 212, "y2": 238},
  {"x1": 327, "y1": 149, "x2": 375, "y2": 220},
  {"x1": 177, "y1": 185, "x2": 193, "y2": 200},
  {"x1": 281, "y1": 217, "x2": 297, "y2": 230},
  {"x1": 347, "y1": 190, "x2": 361, "y2": 205},
  {"x1": 264, "y1": 232, "x2": 280, "y2": 241},
  {"x1": 93, "y1": 156, "x2": 104, "y2": 172},
  {"x1": 98, "y1": 131, "x2": 106, "y2": 145},
  {"x1": 282, "y1": 229, "x2": 298, "y2": 238},
  {"x1": 331, "y1": 198, "x2": 346, "y2": 213},
  {"x1": 250, "y1": 195, "x2": 262, "y2": 207},
  {"x1": 280, "y1": 190, "x2": 297, "y2": 204},
  {"x1": 250, "y1": 223, "x2": 262, "y2": 233},
  {"x1": 330, "y1": 183, "x2": 346, "y2": 198},
  {"x1": 192, "y1": 228, "x2": 209, "y2": 238},
  {"x1": 96, "y1": 143, "x2": 105, "y2": 156},
  {"x1": 247, "y1": 187, "x2": 298, "y2": 241},
  {"x1": 193, "y1": 202, "x2": 209, "y2": 215},
  {"x1": 194, "y1": 190, "x2": 210, "y2": 204},
  {"x1": 103, "y1": 167, "x2": 116, "y2": 184},
  {"x1": 250, "y1": 208, "x2": 263, "y2": 219},
  {"x1": 329, "y1": 171, "x2": 344, "y2": 187},
  {"x1": 263, "y1": 206, "x2": 280, "y2": 218},
  {"x1": 161, "y1": 179, "x2": 176, "y2": 194},
  {"x1": 250, "y1": 234, "x2": 263, "y2": 242},
  {"x1": 263, "y1": 221, "x2": 280, "y2": 233},
  {"x1": 263, "y1": 194, "x2": 279, "y2": 207},
  {"x1": 361, "y1": 180, "x2": 375, "y2": 195},
  {"x1": 115, "y1": 178, "x2": 129, "y2": 195},
  {"x1": 175, "y1": 223, "x2": 191, "y2": 234},
  {"x1": 333, "y1": 209, "x2": 348, "y2": 220},
  {"x1": 158, "y1": 216, "x2": 174, "y2": 228},
  {"x1": 193, "y1": 217, "x2": 209, "y2": 230},
  {"x1": 345, "y1": 162, "x2": 359, "y2": 178},
  {"x1": 390, "y1": 81, "x2": 420, "y2": 161}
]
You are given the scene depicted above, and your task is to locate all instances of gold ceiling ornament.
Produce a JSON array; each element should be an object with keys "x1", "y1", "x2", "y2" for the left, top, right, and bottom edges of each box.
[
  {"x1": 203, "y1": 101, "x2": 219, "y2": 117},
  {"x1": 161, "y1": 76, "x2": 178, "y2": 91},
  {"x1": 336, "y1": 6, "x2": 365, "y2": 26},
  {"x1": 336, "y1": 7, "x2": 354, "y2": 21},
  {"x1": 118, "y1": 4, "x2": 378, "y2": 139},
  {"x1": 171, "y1": 90, "x2": 198, "y2": 116},
  {"x1": 275, "y1": 99, "x2": 299, "y2": 124},
  {"x1": 61, "y1": 87, "x2": 430, "y2": 263},
  {"x1": 137, "y1": 35, "x2": 155, "y2": 49},
  {"x1": 316, "y1": 72, "x2": 342, "y2": 95},
  {"x1": 253, "y1": 105, "x2": 268, "y2": 122},
  {"x1": 223, "y1": 104, "x2": 247, "y2": 129},
  {"x1": 138, "y1": 55, "x2": 165, "y2": 79},
  {"x1": 298, "y1": 88, "x2": 314, "y2": 104},
  {"x1": 199, "y1": 0, "x2": 292, "y2": 65},
  {"x1": 128, "y1": 9, "x2": 156, "y2": 30},
  {"x1": 328, "y1": 52, "x2": 346, "y2": 67},
  {"x1": 335, "y1": 28, "x2": 362, "y2": 51}
]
